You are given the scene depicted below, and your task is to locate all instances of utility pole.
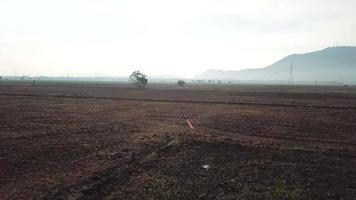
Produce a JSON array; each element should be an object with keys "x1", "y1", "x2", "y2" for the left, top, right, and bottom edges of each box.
[{"x1": 289, "y1": 63, "x2": 294, "y2": 86}]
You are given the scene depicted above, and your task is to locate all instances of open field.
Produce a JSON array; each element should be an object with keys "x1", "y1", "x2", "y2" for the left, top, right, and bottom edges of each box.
[{"x1": 1, "y1": 82, "x2": 356, "y2": 199}]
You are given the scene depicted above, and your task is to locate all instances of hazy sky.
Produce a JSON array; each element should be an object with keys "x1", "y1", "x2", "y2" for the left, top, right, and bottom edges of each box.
[{"x1": 1, "y1": 0, "x2": 356, "y2": 78}]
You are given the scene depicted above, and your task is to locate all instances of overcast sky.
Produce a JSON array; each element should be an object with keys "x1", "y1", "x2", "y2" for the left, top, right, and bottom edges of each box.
[{"x1": 1, "y1": 0, "x2": 356, "y2": 78}]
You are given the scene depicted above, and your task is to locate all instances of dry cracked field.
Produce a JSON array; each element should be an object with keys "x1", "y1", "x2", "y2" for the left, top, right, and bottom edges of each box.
[{"x1": 1, "y1": 82, "x2": 356, "y2": 199}]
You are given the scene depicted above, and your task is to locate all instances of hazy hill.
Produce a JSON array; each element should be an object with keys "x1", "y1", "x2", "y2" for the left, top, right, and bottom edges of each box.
[{"x1": 198, "y1": 46, "x2": 356, "y2": 84}]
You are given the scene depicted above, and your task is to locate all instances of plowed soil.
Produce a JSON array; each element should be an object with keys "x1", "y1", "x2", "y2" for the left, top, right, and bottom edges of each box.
[{"x1": 0, "y1": 82, "x2": 355, "y2": 199}]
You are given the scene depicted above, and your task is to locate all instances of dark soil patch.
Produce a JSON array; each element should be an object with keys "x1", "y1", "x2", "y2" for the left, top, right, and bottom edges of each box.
[{"x1": 117, "y1": 140, "x2": 356, "y2": 200}]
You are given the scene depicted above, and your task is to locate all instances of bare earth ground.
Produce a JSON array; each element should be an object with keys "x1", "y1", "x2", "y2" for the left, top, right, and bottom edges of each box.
[{"x1": 0, "y1": 82, "x2": 356, "y2": 199}]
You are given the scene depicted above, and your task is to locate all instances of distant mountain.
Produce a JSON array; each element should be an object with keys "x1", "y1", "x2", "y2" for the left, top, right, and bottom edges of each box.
[{"x1": 198, "y1": 46, "x2": 356, "y2": 84}]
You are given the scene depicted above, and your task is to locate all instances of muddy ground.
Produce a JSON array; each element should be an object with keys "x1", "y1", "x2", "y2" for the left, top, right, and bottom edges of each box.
[{"x1": 0, "y1": 82, "x2": 355, "y2": 199}]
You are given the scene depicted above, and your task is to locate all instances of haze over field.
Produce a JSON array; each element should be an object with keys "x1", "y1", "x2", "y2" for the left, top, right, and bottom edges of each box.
[
  {"x1": 2, "y1": 2, "x2": 356, "y2": 199},
  {"x1": 1, "y1": 0, "x2": 356, "y2": 78},
  {"x1": 198, "y1": 46, "x2": 356, "y2": 84}
]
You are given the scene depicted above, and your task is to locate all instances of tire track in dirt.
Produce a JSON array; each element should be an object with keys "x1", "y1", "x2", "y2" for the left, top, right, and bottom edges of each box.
[
  {"x1": 43, "y1": 139, "x2": 174, "y2": 200},
  {"x1": 1, "y1": 93, "x2": 356, "y2": 110},
  {"x1": 198, "y1": 125, "x2": 356, "y2": 147}
]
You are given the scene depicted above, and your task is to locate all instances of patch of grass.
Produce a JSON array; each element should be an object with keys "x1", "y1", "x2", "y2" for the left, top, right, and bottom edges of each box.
[
  {"x1": 265, "y1": 178, "x2": 302, "y2": 200},
  {"x1": 140, "y1": 151, "x2": 159, "y2": 165},
  {"x1": 150, "y1": 173, "x2": 181, "y2": 200},
  {"x1": 285, "y1": 144, "x2": 309, "y2": 151},
  {"x1": 161, "y1": 139, "x2": 180, "y2": 150}
]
